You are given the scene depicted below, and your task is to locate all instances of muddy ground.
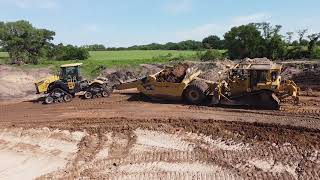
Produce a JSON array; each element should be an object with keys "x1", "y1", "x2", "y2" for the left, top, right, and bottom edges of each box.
[
  {"x1": 0, "y1": 90, "x2": 320, "y2": 180},
  {"x1": 1, "y1": 60, "x2": 320, "y2": 179}
]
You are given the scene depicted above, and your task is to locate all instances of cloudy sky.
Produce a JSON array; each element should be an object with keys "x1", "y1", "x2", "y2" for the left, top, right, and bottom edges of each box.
[{"x1": 0, "y1": 0, "x2": 319, "y2": 47}]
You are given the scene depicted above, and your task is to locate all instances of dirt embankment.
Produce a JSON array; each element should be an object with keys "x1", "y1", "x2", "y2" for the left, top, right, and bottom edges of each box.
[
  {"x1": 0, "y1": 65, "x2": 51, "y2": 101},
  {"x1": 281, "y1": 61, "x2": 320, "y2": 90}
]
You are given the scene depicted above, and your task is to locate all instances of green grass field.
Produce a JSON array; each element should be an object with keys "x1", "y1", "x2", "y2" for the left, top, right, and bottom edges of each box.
[
  {"x1": 0, "y1": 52, "x2": 9, "y2": 64},
  {"x1": 0, "y1": 50, "x2": 198, "y2": 77}
]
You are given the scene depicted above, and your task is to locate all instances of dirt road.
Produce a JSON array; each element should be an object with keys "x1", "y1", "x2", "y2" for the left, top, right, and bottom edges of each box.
[{"x1": 1, "y1": 90, "x2": 320, "y2": 179}]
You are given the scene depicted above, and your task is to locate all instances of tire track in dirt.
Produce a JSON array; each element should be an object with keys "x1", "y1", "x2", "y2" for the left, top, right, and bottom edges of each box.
[{"x1": 36, "y1": 124, "x2": 320, "y2": 179}]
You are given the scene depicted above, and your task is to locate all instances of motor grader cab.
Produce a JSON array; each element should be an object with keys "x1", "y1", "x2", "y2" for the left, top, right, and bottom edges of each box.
[{"x1": 35, "y1": 63, "x2": 111, "y2": 104}]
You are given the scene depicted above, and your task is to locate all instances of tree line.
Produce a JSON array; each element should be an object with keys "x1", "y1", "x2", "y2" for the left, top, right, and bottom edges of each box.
[
  {"x1": 1, "y1": 20, "x2": 320, "y2": 65},
  {"x1": 86, "y1": 23, "x2": 320, "y2": 60},
  {"x1": 0, "y1": 20, "x2": 89, "y2": 64}
]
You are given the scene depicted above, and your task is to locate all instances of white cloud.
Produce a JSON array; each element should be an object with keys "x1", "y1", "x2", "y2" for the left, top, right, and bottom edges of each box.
[
  {"x1": 164, "y1": 0, "x2": 193, "y2": 14},
  {"x1": 177, "y1": 23, "x2": 224, "y2": 40},
  {"x1": 175, "y1": 13, "x2": 272, "y2": 41},
  {"x1": 0, "y1": 0, "x2": 58, "y2": 9},
  {"x1": 232, "y1": 13, "x2": 272, "y2": 25},
  {"x1": 86, "y1": 25, "x2": 98, "y2": 32}
]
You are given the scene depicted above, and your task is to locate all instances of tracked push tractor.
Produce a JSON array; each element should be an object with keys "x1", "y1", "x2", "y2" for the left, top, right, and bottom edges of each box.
[
  {"x1": 35, "y1": 63, "x2": 112, "y2": 104},
  {"x1": 116, "y1": 63, "x2": 300, "y2": 110},
  {"x1": 211, "y1": 63, "x2": 300, "y2": 109}
]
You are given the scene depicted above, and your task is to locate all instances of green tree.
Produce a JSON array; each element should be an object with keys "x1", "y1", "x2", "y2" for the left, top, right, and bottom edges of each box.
[
  {"x1": 0, "y1": 20, "x2": 55, "y2": 64},
  {"x1": 286, "y1": 32, "x2": 294, "y2": 44},
  {"x1": 48, "y1": 43, "x2": 89, "y2": 61},
  {"x1": 224, "y1": 24, "x2": 263, "y2": 59},
  {"x1": 307, "y1": 33, "x2": 320, "y2": 58},
  {"x1": 297, "y1": 29, "x2": 308, "y2": 45},
  {"x1": 84, "y1": 44, "x2": 106, "y2": 51},
  {"x1": 257, "y1": 24, "x2": 286, "y2": 59},
  {"x1": 202, "y1": 35, "x2": 223, "y2": 49}
]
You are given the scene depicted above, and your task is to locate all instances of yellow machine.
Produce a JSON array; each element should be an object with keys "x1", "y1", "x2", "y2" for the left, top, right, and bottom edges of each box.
[
  {"x1": 35, "y1": 63, "x2": 112, "y2": 104},
  {"x1": 212, "y1": 63, "x2": 300, "y2": 109},
  {"x1": 117, "y1": 63, "x2": 300, "y2": 110}
]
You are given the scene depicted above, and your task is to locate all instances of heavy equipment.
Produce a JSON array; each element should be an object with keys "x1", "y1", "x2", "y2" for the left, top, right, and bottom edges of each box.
[
  {"x1": 35, "y1": 63, "x2": 112, "y2": 104},
  {"x1": 116, "y1": 63, "x2": 300, "y2": 110},
  {"x1": 211, "y1": 63, "x2": 300, "y2": 109}
]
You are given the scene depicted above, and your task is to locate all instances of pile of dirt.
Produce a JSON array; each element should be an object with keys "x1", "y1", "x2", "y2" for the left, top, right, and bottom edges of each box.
[
  {"x1": 292, "y1": 69, "x2": 320, "y2": 90},
  {"x1": 0, "y1": 65, "x2": 51, "y2": 101},
  {"x1": 197, "y1": 60, "x2": 234, "y2": 82},
  {"x1": 240, "y1": 57, "x2": 273, "y2": 64},
  {"x1": 280, "y1": 61, "x2": 320, "y2": 90},
  {"x1": 139, "y1": 64, "x2": 164, "y2": 75},
  {"x1": 102, "y1": 70, "x2": 137, "y2": 85},
  {"x1": 101, "y1": 64, "x2": 164, "y2": 86},
  {"x1": 156, "y1": 63, "x2": 189, "y2": 83},
  {"x1": 280, "y1": 66, "x2": 302, "y2": 80}
]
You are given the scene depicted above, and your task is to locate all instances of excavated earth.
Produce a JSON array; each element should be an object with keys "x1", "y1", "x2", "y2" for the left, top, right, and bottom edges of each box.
[{"x1": 1, "y1": 89, "x2": 320, "y2": 180}]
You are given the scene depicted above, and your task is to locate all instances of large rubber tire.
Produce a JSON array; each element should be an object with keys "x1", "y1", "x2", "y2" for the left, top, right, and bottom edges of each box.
[
  {"x1": 84, "y1": 91, "x2": 93, "y2": 99},
  {"x1": 183, "y1": 80, "x2": 209, "y2": 105},
  {"x1": 101, "y1": 90, "x2": 110, "y2": 97},
  {"x1": 63, "y1": 94, "x2": 73, "y2": 102},
  {"x1": 45, "y1": 96, "x2": 54, "y2": 104},
  {"x1": 101, "y1": 85, "x2": 113, "y2": 98}
]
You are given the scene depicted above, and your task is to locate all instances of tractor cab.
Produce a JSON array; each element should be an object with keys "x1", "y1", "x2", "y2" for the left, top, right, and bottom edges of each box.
[
  {"x1": 59, "y1": 63, "x2": 83, "y2": 90},
  {"x1": 227, "y1": 63, "x2": 282, "y2": 96},
  {"x1": 60, "y1": 63, "x2": 83, "y2": 82}
]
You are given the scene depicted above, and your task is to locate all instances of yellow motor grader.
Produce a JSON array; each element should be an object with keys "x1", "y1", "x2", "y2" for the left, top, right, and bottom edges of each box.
[
  {"x1": 116, "y1": 63, "x2": 300, "y2": 110},
  {"x1": 35, "y1": 63, "x2": 112, "y2": 104}
]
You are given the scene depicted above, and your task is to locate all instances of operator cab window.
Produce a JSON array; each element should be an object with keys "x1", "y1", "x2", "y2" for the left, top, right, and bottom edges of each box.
[
  {"x1": 271, "y1": 71, "x2": 278, "y2": 81},
  {"x1": 61, "y1": 67, "x2": 80, "y2": 81}
]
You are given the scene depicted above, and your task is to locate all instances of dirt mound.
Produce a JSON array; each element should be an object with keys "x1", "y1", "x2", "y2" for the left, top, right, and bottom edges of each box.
[
  {"x1": 241, "y1": 57, "x2": 273, "y2": 64},
  {"x1": 103, "y1": 69, "x2": 137, "y2": 85},
  {"x1": 0, "y1": 65, "x2": 51, "y2": 101},
  {"x1": 156, "y1": 63, "x2": 189, "y2": 83},
  {"x1": 197, "y1": 60, "x2": 234, "y2": 82},
  {"x1": 292, "y1": 69, "x2": 320, "y2": 90},
  {"x1": 280, "y1": 61, "x2": 320, "y2": 90},
  {"x1": 139, "y1": 64, "x2": 163, "y2": 75}
]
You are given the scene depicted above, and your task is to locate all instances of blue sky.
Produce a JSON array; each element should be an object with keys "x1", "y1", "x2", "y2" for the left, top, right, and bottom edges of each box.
[{"x1": 0, "y1": 0, "x2": 319, "y2": 47}]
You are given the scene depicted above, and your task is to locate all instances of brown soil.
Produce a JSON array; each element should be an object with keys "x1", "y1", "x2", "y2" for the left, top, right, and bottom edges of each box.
[
  {"x1": 1, "y1": 90, "x2": 320, "y2": 179},
  {"x1": 156, "y1": 63, "x2": 189, "y2": 83},
  {"x1": 281, "y1": 61, "x2": 320, "y2": 90}
]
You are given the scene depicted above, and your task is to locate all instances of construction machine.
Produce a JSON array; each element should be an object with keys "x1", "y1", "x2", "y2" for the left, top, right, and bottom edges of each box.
[
  {"x1": 211, "y1": 63, "x2": 300, "y2": 109},
  {"x1": 116, "y1": 63, "x2": 300, "y2": 110},
  {"x1": 35, "y1": 63, "x2": 112, "y2": 104}
]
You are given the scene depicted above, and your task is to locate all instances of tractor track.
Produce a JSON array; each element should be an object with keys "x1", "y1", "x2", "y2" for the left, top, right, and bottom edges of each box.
[
  {"x1": 34, "y1": 119, "x2": 320, "y2": 180},
  {"x1": 1, "y1": 90, "x2": 320, "y2": 179}
]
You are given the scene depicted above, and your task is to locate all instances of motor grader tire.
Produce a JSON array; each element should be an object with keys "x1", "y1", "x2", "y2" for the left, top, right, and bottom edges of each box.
[
  {"x1": 45, "y1": 96, "x2": 54, "y2": 104},
  {"x1": 183, "y1": 80, "x2": 209, "y2": 105},
  {"x1": 63, "y1": 94, "x2": 73, "y2": 102}
]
